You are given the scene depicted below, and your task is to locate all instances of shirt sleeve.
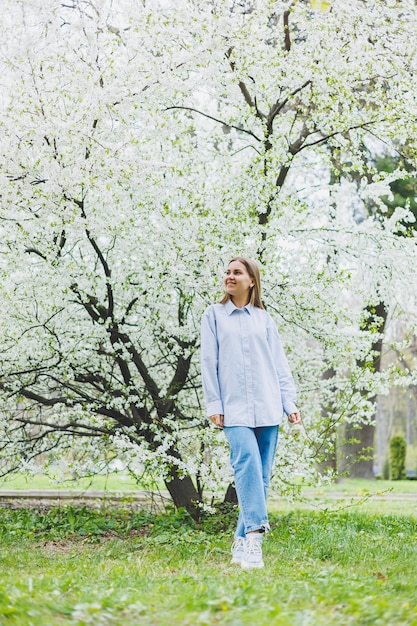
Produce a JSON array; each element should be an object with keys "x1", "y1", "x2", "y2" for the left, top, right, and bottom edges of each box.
[
  {"x1": 266, "y1": 314, "x2": 298, "y2": 416},
  {"x1": 200, "y1": 307, "x2": 224, "y2": 417}
]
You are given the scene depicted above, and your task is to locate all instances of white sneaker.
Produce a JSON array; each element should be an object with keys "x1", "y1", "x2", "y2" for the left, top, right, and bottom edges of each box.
[
  {"x1": 241, "y1": 533, "x2": 264, "y2": 570},
  {"x1": 230, "y1": 537, "x2": 245, "y2": 564}
]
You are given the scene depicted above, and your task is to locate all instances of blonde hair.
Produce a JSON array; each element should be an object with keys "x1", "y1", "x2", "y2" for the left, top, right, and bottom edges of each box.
[{"x1": 220, "y1": 257, "x2": 264, "y2": 309}]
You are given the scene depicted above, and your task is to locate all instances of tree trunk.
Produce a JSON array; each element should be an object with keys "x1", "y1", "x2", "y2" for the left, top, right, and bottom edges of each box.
[
  {"x1": 165, "y1": 473, "x2": 202, "y2": 520},
  {"x1": 341, "y1": 302, "x2": 387, "y2": 479},
  {"x1": 317, "y1": 367, "x2": 338, "y2": 475},
  {"x1": 164, "y1": 449, "x2": 202, "y2": 520},
  {"x1": 223, "y1": 482, "x2": 238, "y2": 504},
  {"x1": 340, "y1": 422, "x2": 376, "y2": 479}
]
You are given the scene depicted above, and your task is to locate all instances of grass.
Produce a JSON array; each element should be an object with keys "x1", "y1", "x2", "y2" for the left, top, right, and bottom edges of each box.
[
  {"x1": 0, "y1": 473, "x2": 141, "y2": 492},
  {"x1": 279, "y1": 478, "x2": 417, "y2": 519},
  {"x1": 303, "y1": 477, "x2": 417, "y2": 494},
  {"x1": 0, "y1": 505, "x2": 417, "y2": 625},
  {"x1": 3, "y1": 473, "x2": 417, "y2": 493}
]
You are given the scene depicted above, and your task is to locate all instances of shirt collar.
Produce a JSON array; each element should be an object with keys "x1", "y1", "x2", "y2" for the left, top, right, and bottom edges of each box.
[{"x1": 224, "y1": 299, "x2": 252, "y2": 315}]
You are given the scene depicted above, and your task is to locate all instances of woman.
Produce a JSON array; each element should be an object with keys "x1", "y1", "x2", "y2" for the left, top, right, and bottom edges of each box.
[{"x1": 201, "y1": 257, "x2": 301, "y2": 569}]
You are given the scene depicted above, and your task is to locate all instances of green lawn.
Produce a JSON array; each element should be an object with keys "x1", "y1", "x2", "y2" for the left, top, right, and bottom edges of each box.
[
  {"x1": 281, "y1": 478, "x2": 417, "y2": 518},
  {"x1": 2, "y1": 473, "x2": 417, "y2": 496},
  {"x1": 303, "y1": 477, "x2": 417, "y2": 494},
  {"x1": 0, "y1": 472, "x2": 141, "y2": 492},
  {"x1": 2, "y1": 473, "x2": 416, "y2": 519},
  {"x1": 0, "y1": 505, "x2": 416, "y2": 625}
]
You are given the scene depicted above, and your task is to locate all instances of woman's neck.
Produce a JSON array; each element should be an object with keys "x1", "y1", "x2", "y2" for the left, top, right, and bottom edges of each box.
[{"x1": 231, "y1": 296, "x2": 249, "y2": 309}]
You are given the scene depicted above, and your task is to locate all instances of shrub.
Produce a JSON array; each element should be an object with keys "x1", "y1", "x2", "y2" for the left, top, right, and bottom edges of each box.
[{"x1": 390, "y1": 435, "x2": 406, "y2": 480}]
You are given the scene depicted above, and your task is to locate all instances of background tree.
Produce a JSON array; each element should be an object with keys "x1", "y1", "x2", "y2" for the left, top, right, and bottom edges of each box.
[
  {"x1": 1, "y1": 0, "x2": 417, "y2": 514},
  {"x1": 338, "y1": 149, "x2": 417, "y2": 478}
]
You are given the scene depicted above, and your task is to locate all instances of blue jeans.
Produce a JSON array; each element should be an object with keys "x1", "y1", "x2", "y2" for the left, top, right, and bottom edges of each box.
[{"x1": 224, "y1": 425, "x2": 279, "y2": 538}]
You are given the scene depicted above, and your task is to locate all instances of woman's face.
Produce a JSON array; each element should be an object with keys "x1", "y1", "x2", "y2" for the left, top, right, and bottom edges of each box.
[{"x1": 224, "y1": 260, "x2": 254, "y2": 303}]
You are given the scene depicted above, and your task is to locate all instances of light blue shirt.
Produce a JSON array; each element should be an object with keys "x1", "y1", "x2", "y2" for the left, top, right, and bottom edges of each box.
[{"x1": 200, "y1": 299, "x2": 298, "y2": 427}]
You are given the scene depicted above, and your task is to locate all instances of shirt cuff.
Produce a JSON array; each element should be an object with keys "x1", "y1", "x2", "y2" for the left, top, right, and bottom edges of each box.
[
  {"x1": 284, "y1": 402, "x2": 298, "y2": 416},
  {"x1": 206, "y1": 400, "x2": 224, "y2": 418}
]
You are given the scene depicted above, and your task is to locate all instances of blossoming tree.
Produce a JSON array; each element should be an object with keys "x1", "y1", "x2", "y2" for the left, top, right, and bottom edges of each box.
[{"x1": 1, "y1": 0, "x2": 417, "y2": 514}]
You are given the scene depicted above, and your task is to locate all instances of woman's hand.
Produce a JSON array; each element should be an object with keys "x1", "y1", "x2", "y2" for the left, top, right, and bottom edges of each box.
[
  {"x1": 209, "y1": 414, "x2": 224, "y2": 428},
  {"x1": 288, "y1": 411, "x2": 301, "y2": 425}
]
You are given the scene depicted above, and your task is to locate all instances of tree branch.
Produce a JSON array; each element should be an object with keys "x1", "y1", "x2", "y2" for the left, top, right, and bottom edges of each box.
[
  {"x1": 25, "y1": 247, "x2": 47, "y2": 260},
  {"x1": 165, "y1": 353, "x2": 193, "y2": 403},
  {"x1": 121, "y1": 297, "x2": 139, "y2": 325},
  {"x1": 165, "y1": 106, "x2": 262, "y2": 141},
  {"x1": 225, "y1": 47, "x2": 267, "y2": 120},
  {"x1": 109, "y1": 325, "x2": 162, "y2": 412},
  {"x1": 14, "y1": 416, "x2": 114, "y2": 437},
  {"x1": 283, "y1": 2, "x2": 297, "y2": 52},
  {"x1": 268, "y1": 80, "x2": 312, "y2": 129},
  {"x1": 297, "y1": 119, "x2": 387, "y2": 153},
  {"x1": 66, "y1": 194, "x2": 114, "y2": 318}
]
